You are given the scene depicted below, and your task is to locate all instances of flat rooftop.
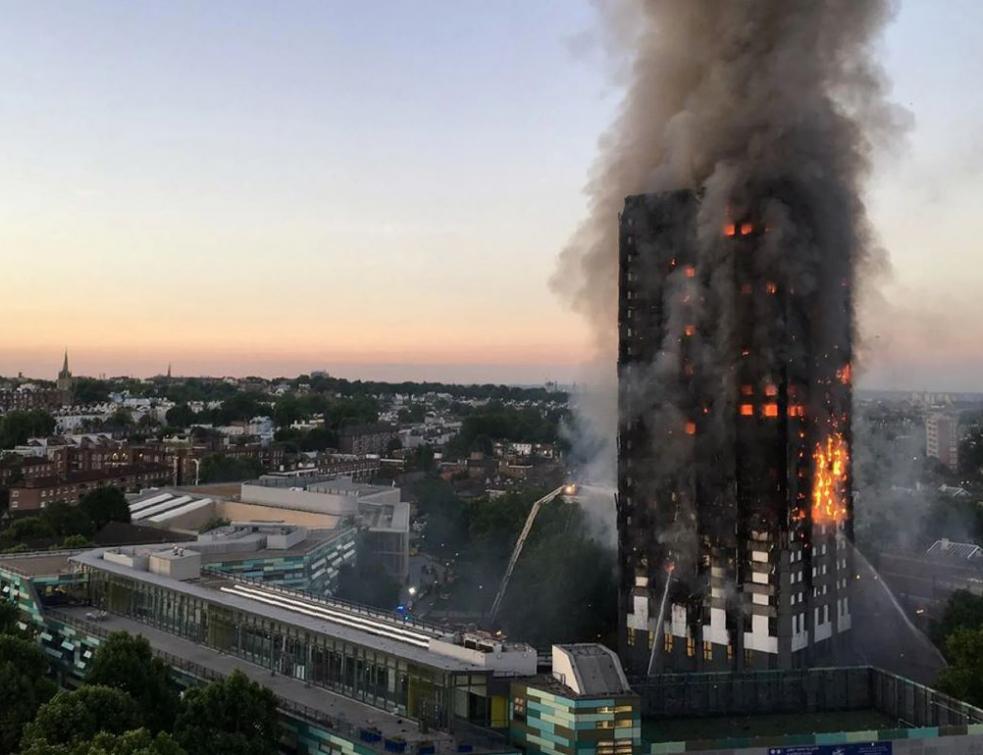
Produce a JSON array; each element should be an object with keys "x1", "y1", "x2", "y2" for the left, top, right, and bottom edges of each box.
[
  {"x1": 54, "y1": 607, "x2": 505, "y2": 753},
  {"x1": 70, "y1": 549, "x2": 483, "y2": 672},
  {"x1": 0, "y1": 552, "x2": 79, "y2": 577},
  {"x1": 643, "y1": 709, "x2": 902, "y2": 744}
]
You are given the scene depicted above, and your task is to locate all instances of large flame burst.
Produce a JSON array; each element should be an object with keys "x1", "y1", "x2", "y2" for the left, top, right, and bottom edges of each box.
[{"x1": 812, "y1": 432, "x2": 849, "y2": 524}]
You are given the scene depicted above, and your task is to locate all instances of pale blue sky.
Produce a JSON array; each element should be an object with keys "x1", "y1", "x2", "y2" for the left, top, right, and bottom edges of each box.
[{"x1": 0, "y1": 1, "x2": 980, "y2": 388}]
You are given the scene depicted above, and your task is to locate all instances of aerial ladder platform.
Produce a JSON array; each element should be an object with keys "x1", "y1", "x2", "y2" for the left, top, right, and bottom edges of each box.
[{"x1": 487, "y1": 483, "x2": 576, "y2": 624}]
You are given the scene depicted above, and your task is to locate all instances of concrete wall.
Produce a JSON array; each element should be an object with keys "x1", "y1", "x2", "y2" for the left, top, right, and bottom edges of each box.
[
  {"x1": 240, "y1": 484, "x2": 360, "y2": 516},
  {"x1": 215, "y1": 501, "x2": 340, "y2": 529}
]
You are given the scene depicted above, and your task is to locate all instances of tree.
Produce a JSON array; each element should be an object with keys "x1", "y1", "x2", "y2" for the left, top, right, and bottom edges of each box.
[
  {"x1": 80, "y1": 488, "x2": 130, "y2": 531},
  {"x1": 22, "y1": 686, "x2": 141, "y2": 751},
  {"x1": 935, "y1": 627, "x2": 983, "y2": 707},
  {"x1": 86, "y1": 633, "x2": 180, "y2": 733},
  {"x1": 197, "y1": 454, "x2": 263, "y2": 484},
  {"x1": 173, "y1": 671, "x2": 278, "y2": 755},
  {"x1": 42, "y1": 501, "x2": 95, "y2": 540},
  {"x1": 107, "y1": 409, "x2": 134, "y2": 430},
  {"x1": 0, "y1": 410, "x2": 56, "y2": 449},
  {"x1": 272, "y1": 396, "x2": 303, "y2": 429},
  {"x1": 0, "y1": 635, "x2": 57, "y2": 753},
  {"x1": 0, "y1": 601, "x2": 21, "y2": 637},
  {"x1": 20, "y1": 729, "x2": 185, "y2": 755},
  {"x1": 931, "y1": 590, "x2": 983, "y2": 651},
  {"x1": 72, "y1": 378, "x2": 112, "y2": 405},
  {"x1": 164, "y1": 405, "x2": 196, "y2": 429},
  {"x1": 1, "y1": 516, "x2": 55, "y2": 547}
]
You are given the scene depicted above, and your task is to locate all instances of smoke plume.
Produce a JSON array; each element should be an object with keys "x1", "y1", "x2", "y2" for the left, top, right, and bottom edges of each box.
[{"x1": 554, "y1": 0, "x2": 907, "y2": 476}]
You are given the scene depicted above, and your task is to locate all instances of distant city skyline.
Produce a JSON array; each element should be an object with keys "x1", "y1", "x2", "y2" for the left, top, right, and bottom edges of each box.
[{"x1": 2, "y1": 1, "x2": 981, "y2": 390}]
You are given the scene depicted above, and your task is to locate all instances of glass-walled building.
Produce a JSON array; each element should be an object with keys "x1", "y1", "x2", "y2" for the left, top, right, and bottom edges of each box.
[{"x1": 73, "y1": 548, "x2": 527, "y2": 730}]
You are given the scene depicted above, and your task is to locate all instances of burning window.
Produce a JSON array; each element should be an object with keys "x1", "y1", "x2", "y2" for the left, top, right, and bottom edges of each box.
[
  {"x1": 685, "y1": 421, "x2": 697, "y2": 435},
  {"x1": 812, "y1": 432, "x2": 849, "y2": 524},
  {"x1": 723, "y1": 223, "x2": 737, "y2": 237},
  {"x1": 765, "y1": 281, "x2": 777, "y2": 294},
  {"x1": 764, "y1": 384, "x2": 778, "y2": 397},
  {"x1": 762, "y1": 403, "x2": 779, "y2": 418},
  {"x1": 684, "y1": 324, "x2": 696, "y2": 337},
  {"x1": 788, "y1": 405, "x2": 805, "y2": 418},
  {"x1": 740, "y1": 222, "x2": 754, "y2": 235},
  {"x1": 836, "y1": 363, "x2": 852, "y2": 385},
  {"x1": 684, "y1": 265, "x2": 696, "y2": 278},
  {"x1": 740, "y1": 404, "x2": 754, "y2": 417}
]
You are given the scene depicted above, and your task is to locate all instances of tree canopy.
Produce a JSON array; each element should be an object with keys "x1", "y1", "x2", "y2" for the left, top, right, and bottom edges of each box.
[
  {"x1": 173, "y1": 671, "x2": 278, "y2": 755},
  {"x1": 0, "y1": 410, "x2": 56, "y2": 449},
  {"x1": 80, "y1": 488, "x2": 131, "y2": 531},
  {"x1": 0, "y1": 635, "x2": 57, "y2": 754},
  {"x1": 20, "y1": 729, "x2": 185, "y2": 755},
  {"x1": 21, "y1": 686, "x2": 141, "y2": 752},
  {"x1": 935, "y1": 627, "x2": 983, "y2": 707},
  {"x1": 86, "y1": 633, "x2": 179, "y2": 733}
]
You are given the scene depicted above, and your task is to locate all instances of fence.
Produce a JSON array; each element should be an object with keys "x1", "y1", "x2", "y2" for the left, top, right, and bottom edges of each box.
[{"x1": 635, "y1": 665, "x2": 983, "y2": 727}]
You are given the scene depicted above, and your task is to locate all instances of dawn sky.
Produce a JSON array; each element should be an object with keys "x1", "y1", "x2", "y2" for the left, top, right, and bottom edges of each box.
[{"x1": 1, "y1": 1, "x2": 981, "y2": 389}]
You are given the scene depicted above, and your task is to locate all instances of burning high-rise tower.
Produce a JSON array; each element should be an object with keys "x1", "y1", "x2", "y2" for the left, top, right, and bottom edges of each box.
[{"x1": 616, "y1": 190, "x2": 854, "y2": 675}]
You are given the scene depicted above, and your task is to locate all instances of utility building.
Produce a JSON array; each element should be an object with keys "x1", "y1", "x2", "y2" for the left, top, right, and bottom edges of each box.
[{"x1": 617, "y1": 192, "x2": 854, "y2": 675}]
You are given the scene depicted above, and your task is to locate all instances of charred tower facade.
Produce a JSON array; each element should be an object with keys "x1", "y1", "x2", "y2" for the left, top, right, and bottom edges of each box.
[{"x1": 617, "y1": 191, "x2": 854, "y2": 676}]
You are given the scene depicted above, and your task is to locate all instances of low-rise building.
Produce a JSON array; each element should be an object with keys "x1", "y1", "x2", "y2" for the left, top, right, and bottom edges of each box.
[
  {"x1": 339, "y1": 423, "x2": 398, "y2": 455},
  {"x1": 8, "y1": 463, "x2": 170, "y2": 511}
]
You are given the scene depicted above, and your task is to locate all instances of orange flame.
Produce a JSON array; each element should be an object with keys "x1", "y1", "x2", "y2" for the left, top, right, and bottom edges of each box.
[
  {"x1": 812, "y1": 433, "x2": 849, "y2": 524},
  {"x1": 836, "y1": 363, "x2": 852, "y2": 385}
]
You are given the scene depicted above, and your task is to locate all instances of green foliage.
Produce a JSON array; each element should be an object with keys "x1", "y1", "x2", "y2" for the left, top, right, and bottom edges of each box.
[
  {"x1": 932, "y1": 590, "x2": 983, "y2": 651},
  {"x1": 446, "y1": 403, "x2": 567, "y2": 458},
  {"x1": 22, "y1": 686, "x2": 142, "y2": 751},
  {"x1": 0, "y1": 410, "x2": 56, "y2": 449},
  {"x1": 61, "y1": 535, "x2": 92, "y2": 549},
  {"x1": 0, "y1": 600, "x2": 21, "y2": 637},
  {"x1": 164, "y1": 404, "x2": 196, "y2": 429},
  {"x1": 935, "y1": 627, "x2": 983, "y2": 707},
  {"x1": 197, "y1": 454, "x2": 264, "y2": 484},
  {"x1": 161, "y1": 379, "x2": 239, "y2": 406},
  {"x1": 107, "y1": 409, "x2": 134, "y2": 429},
  {"x1": 86, "y1": 633, "x2": 180, "y2": 733},
  {"x1": 207, "y1": 393, "x2": 266, "y2": 426},
  {"x1": 20, "y1": 729, "x2": 185, "y2": 755},
  {"x1": 499, "y1": 502, "x2": 616, "y2": 647},
  {"x1": 80, "y1": 487, "x2": 131, "y2": 531},
  {"x1": 199, "y1": 516, "x2": 230, "y2": 533},
  {"x1": 397, "y1": 404, "x2": 426, "y2": 424},
  {"x1": 0, "y1": 492, "x2": 129, "y2": 550},
  {"x1": 0, "y1": 635, "x2": 57, "y2": 754},
  {"x1": 43, "y1": 501, "x2": 96, "y2": 539},
  {"x1": 2, "y1": 516, "x2": 56, "y2": 545},
  {"x1": 173, "y1": 671, "x2": 278, "y2": 755},
  {"x1": 72, "y1": 379, "x2": 112, "y2": 405}
]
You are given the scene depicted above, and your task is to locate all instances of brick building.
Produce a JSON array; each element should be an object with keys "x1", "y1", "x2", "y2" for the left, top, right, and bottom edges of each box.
[{"x1": 8, "y1": 463, "x2": 170, "y2": 512}]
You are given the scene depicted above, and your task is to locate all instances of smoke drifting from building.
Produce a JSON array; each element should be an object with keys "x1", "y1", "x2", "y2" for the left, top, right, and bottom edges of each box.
[
  {"x1": 554, "y1": 1, "x2": 907, "y2": 675},
  {"x1": 554, "y1": 0, "x2": 904, "y2": 457}
]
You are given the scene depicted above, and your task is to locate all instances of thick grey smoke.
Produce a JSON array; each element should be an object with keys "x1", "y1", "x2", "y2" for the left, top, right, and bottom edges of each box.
[{"x1": 554, "y1": 0, "x2": 907, "y2": 479}]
